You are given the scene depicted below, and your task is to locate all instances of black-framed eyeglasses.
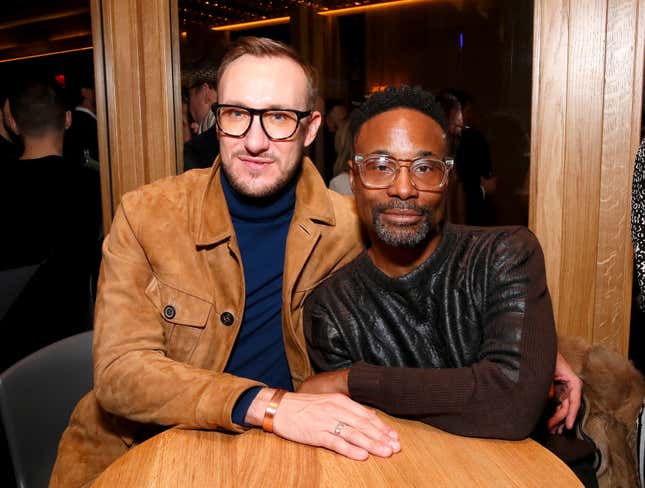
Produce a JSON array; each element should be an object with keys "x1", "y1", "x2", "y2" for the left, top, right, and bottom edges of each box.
[
  {"x1": 212, "y1": 104, "x2": 312, "y2": 141},
  {"x1": 353, "y1": 153, "x2": 454, "y2": 191}
]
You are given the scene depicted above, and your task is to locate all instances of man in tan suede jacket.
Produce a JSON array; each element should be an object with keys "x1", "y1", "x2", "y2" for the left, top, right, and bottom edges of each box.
[{"x1": 50, "y1": 37, "x2": 401, "y2": 487}]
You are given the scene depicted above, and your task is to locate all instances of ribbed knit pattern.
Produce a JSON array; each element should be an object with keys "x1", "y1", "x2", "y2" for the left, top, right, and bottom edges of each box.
[{"x1": 305, "y1": 224, "x2": 557, "y2": 440}]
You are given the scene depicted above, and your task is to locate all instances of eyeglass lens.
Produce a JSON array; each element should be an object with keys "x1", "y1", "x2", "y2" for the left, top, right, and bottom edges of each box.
[
  {"x1": 217, "y1": 106, "x2": 300, "y2": 140},
  {"x1": 361, "y1": 157, "x2": 447, "y2": 189}
]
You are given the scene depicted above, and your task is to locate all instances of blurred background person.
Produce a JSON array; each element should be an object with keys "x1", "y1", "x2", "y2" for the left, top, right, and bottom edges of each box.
[
  {"x1": 437, "y1": 91, "x2": 467, "y2": 224},
  {"x1": 182, "y1": 60, "x2": 218, "y2": 136},
  {"x1": 328, "y1": 118, "x2": 353, "y2": 195},
  {"x1": 182, "y1": 61, "x2": 219, "y2": 170},
  {"x1": 0, "y1": 76, "x2": 99, "y2": 372},
  {"x1": 485, "y1": 112, "x2": 530, "y2": 225},
  {"x1": 323, "y1": 99, "x2": 349, "y2": 184},
  {"x1": 64, "y1": 71, "x2": 98, "y2": 168},
  {"x1": 443, "y1": 89, "x2": 495, "y2": 226}
]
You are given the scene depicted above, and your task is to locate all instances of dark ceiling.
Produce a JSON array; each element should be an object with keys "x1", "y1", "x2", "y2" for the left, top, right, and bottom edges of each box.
[
  {"x1": 0, "y1": 0, "x2": 405, "y2": 63},
  {"x1": 179, "y1": 1, "x2": 398, "y2": 28},
  {"x1": 0, "y1": 0, "x2": 91, "y2": 63}
]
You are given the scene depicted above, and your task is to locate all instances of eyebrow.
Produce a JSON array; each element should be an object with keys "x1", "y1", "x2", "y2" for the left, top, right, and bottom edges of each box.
[
  {"x1": 370, "y1": 149, "x2": 437, "y2": 157},
  {"x1": 218, "y1": 102, "x2": 306, "y2": 111}
]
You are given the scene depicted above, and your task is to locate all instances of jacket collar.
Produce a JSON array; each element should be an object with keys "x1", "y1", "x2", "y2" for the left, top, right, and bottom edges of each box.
[{"x1": 195, "y1": 156, "x2": 336, "y2": 246}]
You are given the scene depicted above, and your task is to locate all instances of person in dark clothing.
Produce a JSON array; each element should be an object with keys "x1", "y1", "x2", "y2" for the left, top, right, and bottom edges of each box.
[
  {"x1": 183, "y1": 124, "x2": 219, "y2": 170},
  {"x1": 441, "y1": 89, "x2": 496, "y2": 225},
  {"x1": 1, "y1": 78, "x2": 100, "y2": 373},
  {"x1": 300, "y1": 86, "x2": 597, "y2": 487},
  {"x1": 64, "y1": 75, "x2": 99, "y2": 167}
]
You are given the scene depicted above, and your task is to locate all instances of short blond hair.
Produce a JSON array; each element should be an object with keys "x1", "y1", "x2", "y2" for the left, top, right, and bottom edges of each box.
[{"x1": 217, "y1": 36, "x2": 318, "y2": 109}]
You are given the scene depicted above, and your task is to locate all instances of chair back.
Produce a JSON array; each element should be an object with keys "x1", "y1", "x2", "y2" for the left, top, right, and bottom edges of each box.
[
  {"x1": 0, "y1": 330, "x2": 93, "y2": 488},
  {"x1": 0, "y1": 264, "x2": 42, "y2": 321}
]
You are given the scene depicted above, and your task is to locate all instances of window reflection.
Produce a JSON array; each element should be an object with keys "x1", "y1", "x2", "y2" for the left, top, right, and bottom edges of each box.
[{"x1": 178, "y1": 0, "x2": 533, "y2": 226}]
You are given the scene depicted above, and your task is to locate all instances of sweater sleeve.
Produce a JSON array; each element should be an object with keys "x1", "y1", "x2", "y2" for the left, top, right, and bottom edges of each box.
[{"x1": 333, "y1": 230, "x2": 555, "y2": 440}]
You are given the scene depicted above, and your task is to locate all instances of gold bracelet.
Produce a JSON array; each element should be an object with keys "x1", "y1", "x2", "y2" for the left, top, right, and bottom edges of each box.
[{"x1": 262, "y1": 388, "x2": 288, "y2": 433}]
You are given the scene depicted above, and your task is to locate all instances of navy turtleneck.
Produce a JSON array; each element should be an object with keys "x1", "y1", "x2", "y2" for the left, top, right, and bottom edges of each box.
[{"x1": 221, "y1": 170, "x2": 296, "y2": 425}]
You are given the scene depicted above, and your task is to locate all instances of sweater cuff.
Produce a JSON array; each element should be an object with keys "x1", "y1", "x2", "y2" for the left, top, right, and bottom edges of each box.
[
  {"x1": 231, "y1": 386, "x2": 263, "y2": 428},
  {"x1": 348, "y1": 362, "x2": 382, "y2": 402}
]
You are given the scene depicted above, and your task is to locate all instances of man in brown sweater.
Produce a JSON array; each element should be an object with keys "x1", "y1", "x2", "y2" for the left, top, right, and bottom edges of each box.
[{"x1": 300, "y1": 86, "x2": 595, "y2": 484}]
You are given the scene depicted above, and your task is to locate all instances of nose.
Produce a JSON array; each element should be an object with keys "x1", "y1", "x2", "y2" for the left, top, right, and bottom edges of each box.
[
  {"x1": 243, "y1": 114, "x2": 270, "y2": 155},
  {"x1": 387, "y1": 165, "x2": 418, "y2": 200}
]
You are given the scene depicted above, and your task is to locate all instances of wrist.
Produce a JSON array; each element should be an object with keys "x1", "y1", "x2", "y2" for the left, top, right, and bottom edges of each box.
[
  {"x1": 262, "y1": 388, "x2": 288, "y2": 433},
  {"x1": 244, "y1": 387, "x2": 275, "y2": 426}
]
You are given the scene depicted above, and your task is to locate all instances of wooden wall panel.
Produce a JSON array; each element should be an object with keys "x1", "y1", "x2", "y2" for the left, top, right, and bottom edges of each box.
[
  {"x1": 92, "y1": 0, "x2": 180, "y2": 233},
  {"x1": 559, "y1": 0, "x2": 606, "y2": 340},
  {"x1": 530, "y1": 0, "x2": 568, "y2": 316},
  {"x1": 532, "y1": 0, "x2": 645, "y2": 355},
  {"x1": 595, "y1": 0, "x2": 643, "y2": 353}
]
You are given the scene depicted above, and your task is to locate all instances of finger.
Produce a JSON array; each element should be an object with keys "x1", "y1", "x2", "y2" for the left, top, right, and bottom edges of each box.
[
  {"x1": 338, "y1": 409, "x2": 400, "y2": 450},
  {"x1": 334, "y1": 424, "x2": 396, "y2": 458},
  {"x1": 565, "y1": 382, "x2": 582, "y2": 430},
  {"x1": 546, "y1": 400, "x2": 568, "y2": 430},
  {"x1": 333, "y1": 397, "x2": 399, "y2": 440},
  {"x1": 323, "y1": 432, "x2": 370, "y2": 461}
]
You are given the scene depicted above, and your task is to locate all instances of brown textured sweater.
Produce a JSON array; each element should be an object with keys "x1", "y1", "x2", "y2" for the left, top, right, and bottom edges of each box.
[{"x1": 304, "y1": 224, "x2": 557, "y2": 440}]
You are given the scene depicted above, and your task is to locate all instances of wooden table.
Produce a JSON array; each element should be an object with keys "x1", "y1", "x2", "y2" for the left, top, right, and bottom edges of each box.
[{"x1": 93, "y1": 413, "x2": 583, "y2": 487}]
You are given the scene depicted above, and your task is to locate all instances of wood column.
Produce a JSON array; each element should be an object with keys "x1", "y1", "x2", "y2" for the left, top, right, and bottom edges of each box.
[
  {"x1": 91, "y1": 0, "x2": 182, "y2": 233},
  {"x1": 530, "y1": 0, "x2": 645, "y2": 355}
]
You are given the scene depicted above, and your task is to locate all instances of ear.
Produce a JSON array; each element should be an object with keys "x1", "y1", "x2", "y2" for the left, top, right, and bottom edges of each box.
[
  {"x1": 5, "y1": 103, "x2": 20, "y2": 136},
  {"x1": 303, "y1": 110, "x2": 322, "y2": 148},
  {"x1": 64, "y1": 110, "x2": 72, "y2": 130},
  {"x1": 348, "y1": 160, "x2": 356, "y2": 190}
]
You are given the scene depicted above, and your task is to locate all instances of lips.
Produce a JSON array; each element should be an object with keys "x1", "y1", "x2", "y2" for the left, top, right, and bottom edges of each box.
[
  {"x1": 380, "y1": 211, "x2": 423, "y2": 225},
  {"x1": 376, "y1": 204, "x2": 425, "y2": 225},
  {"x1": 238, "y1": 156, "x2": 274, "y2": 171}
]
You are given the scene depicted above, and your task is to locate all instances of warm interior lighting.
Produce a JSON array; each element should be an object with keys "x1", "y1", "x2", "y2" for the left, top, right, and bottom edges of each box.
[
  {"x1": 49, "y1": 31, "x2": 92, "y2": 42},
  {"x1": 181, "y1": 31, "x2": 188, "y2": 38},
  {"x1": 0, "y1": 46, "x2": 93, "y2": 64},
  {"x1": 368, "y1": 84, "x2": 388, "y2": 93},
  {"x1": 0, "y1": 8, "x2": 89, "y2": 30},
  {"x1": 211, "y1": 16, "x2": 290, "y2": 32},
  {"x1": 318, "y1": 0, "x2": 433, "y2": 16}
]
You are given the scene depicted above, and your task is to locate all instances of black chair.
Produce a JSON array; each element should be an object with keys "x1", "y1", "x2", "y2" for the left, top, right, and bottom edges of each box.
[{"x1": 0, "y1": 330, "x2": 93, "y2": 488}]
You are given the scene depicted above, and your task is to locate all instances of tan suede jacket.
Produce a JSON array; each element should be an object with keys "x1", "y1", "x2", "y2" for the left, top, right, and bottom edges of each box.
[{"x1": 50, "y1": 158, "x2": 363, "y2": 487}]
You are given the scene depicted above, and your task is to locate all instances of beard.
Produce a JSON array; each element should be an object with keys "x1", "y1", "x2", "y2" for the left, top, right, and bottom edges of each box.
[
  {"x1": 221, "y1": 148, "x2": 303, "y2": 199},
  {"x1": 372, "y1": 200, "x2": 437, "y2": 248}
]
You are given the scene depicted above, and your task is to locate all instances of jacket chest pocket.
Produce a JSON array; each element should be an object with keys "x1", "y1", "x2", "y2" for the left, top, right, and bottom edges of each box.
[{"x1": 145, "y1": 277, "x2": 213, "y2": 362}]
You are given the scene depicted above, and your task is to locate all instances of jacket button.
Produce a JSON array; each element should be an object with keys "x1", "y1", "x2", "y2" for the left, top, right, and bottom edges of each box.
[
  {"x1": 220, "y1": 311, "x2": 234, "y2": 326},
  {"x1": 163, "y1": 305, "x2": 176, "y2": 320}
]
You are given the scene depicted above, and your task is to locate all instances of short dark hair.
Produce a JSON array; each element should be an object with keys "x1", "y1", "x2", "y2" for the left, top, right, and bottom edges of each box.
[
  {"x1": 9, "y1": 79, "x2": 67, "y2": 136},
  {"x1": 349, "y1": 85, "x2": 447, "y2": 146},
  {"x1": 217, "y1": 36, "x2": 318, "y2": 109},
  {"x1": 182, "y1": 61, "x2": 218, "y2": 91}
]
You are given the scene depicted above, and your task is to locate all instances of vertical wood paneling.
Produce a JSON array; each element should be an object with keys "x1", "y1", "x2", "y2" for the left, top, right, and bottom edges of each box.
[
  {"x1": 90, "y1": 0, "x2": 113, "y2": 233},
  {"x1": 530, "y1": 0, "x2": 568, "y2": 317},
  {"x1": 559, "y1": 0, "x2": 606, "y2": 339},
  {"x1": 93, "y1": 0, "x2": 179, "y2": 233},
  {"x1": 532, "y1": 0, "x2": 644, "y2": 355},
  {"x1": 595, "y1": 0, "x2": 641, "y2": 353}
]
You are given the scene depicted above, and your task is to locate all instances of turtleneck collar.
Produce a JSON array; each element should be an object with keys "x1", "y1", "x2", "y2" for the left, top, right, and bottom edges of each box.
[{"x1": 220, "y1": 169, "x2": 298, "y2": 223}]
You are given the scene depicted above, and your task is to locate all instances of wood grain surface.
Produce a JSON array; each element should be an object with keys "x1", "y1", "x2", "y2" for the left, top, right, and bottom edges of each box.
[
  {"x1": 530, "y1": 0, "x2": 645, "y2": 355},
  {"x1": 93, "y1": 413, "x2": 583, "y2": 488}
]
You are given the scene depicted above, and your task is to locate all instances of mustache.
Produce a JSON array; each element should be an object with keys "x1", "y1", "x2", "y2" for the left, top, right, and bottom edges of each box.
[
  {"x1": 232, "y1": 149, "x2": 277, "y2": 160},
  {"x1": 373, "y1": 200, "x2": 429, "y2": 214}
]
